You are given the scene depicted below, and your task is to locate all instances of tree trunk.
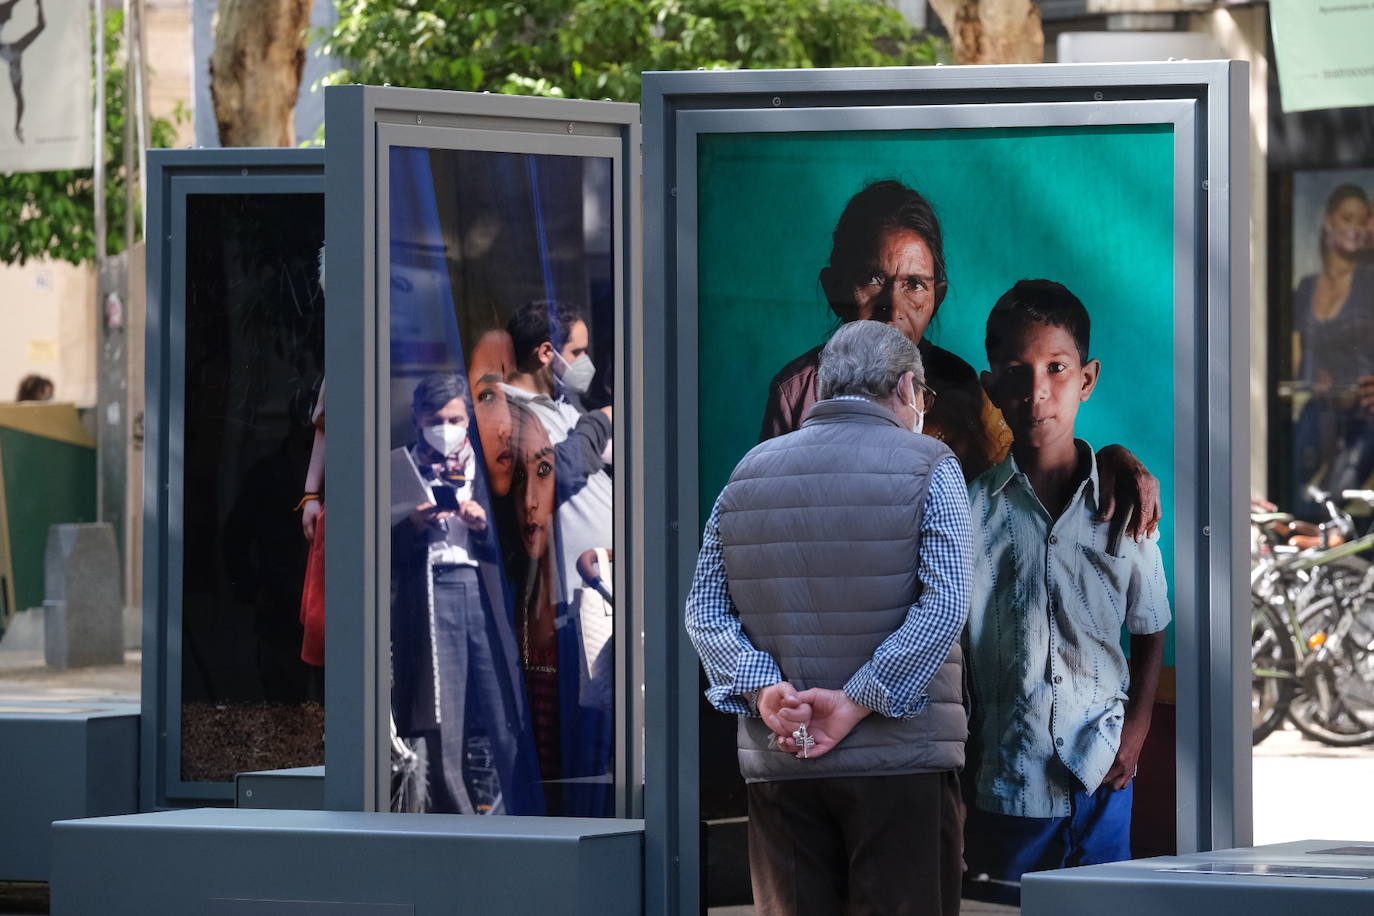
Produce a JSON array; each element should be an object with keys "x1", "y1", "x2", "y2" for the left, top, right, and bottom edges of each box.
[
  {"x1": 209, "y1": 0, "x2": 312, "y2": 146},
  {"x1": 928, "y1": 0, "x2": 1044, "y2": 66}
]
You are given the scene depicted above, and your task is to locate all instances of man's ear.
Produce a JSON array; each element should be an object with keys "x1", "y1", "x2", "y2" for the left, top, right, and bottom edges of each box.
[
  {"x1": 1080, "y1": 358, "x2": 1102, "y2": 401},
  {"x1": 536, "y1": 340, "x2": 555, "y2": 369},
  {"x1": 897, "y1": 370, "x2": 916, "y2": 405},
  {"x1": 933, "y1": 280, "x2": 948, "y2": 309}
]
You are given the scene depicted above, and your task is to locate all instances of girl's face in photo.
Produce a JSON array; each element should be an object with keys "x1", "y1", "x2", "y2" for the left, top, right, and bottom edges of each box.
[
  {"x1": 469, "y1": 329, "x2": 516, "y2": 496},
  {"x1": 512, "y1": 419, "x2": 555, "y2": 560},
  {"x1": 1327, "y1": 197, "x2": 1370, "y2": 255}
]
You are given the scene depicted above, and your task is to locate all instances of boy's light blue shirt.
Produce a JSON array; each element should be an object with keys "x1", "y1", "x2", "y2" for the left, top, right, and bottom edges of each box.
[{"x1": 966, "y1": 441, "x2": 1171, "y2": 818}]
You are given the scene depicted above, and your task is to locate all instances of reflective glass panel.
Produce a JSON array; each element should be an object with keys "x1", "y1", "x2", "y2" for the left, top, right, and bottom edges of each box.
[{"x1": 387, "y1": 147, "x2": 617, "y2": 816}]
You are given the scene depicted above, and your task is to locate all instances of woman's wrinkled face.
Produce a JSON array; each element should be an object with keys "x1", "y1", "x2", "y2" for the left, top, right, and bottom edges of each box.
[
  {"x1": 1328, "y1": 197, "x2": 1370, "y2": 255},
  {"x1": 832, "y1": 227, "x2": 940, "y2": 345},
  {"x1": 468, "y1": 329, "x2": 516, "y2": 496},
  {"x1": 512, "y1": 418, "x2": 555, "y2": 560}
]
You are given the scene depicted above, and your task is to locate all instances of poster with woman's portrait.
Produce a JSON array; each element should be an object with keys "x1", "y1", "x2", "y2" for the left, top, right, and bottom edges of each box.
[
  {"x1": 1276, "y1": 168, "x2": 1374, "y2": 520},
  {"x1": 385, "y1": 146, "x2": 618, "y2": 817},
  {"x1": 692, "y1": 124, "x2": 1180, "y2": 902}
]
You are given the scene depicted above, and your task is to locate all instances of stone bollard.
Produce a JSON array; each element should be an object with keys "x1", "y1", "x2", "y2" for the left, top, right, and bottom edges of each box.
[{"x1": 44, "y1": 523, "x2": 123, "y2": 669}]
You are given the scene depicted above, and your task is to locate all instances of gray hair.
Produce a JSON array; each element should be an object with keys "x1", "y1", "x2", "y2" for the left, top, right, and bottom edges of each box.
[
  {"x1": 317, "y1": 244, "x2": 326, "y2": 290},
  {"x1": 817, "y1": 320, "x2": 924, "y2": 401}
]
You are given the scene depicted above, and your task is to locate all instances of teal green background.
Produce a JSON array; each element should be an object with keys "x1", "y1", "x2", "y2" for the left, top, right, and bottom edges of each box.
[{"x1": 696, "y1": 125, "x2": 1177, "y2": 660}]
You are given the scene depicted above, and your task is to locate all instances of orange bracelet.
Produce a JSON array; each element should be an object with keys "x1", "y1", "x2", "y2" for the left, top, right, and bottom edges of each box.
[{"x1": 294, "y1": 493, "x2": 321, "y2": 511}]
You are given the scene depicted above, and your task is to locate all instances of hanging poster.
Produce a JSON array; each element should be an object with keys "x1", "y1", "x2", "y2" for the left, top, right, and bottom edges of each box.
[
  {"x1": 1276, "y1": 167, "x2": 1374, "y2": 518},
  {"x1": 1270, "y1": 0, "x2": 1374, "y2": 114},
  {"x1": 0, "y1": 0, "x2": 94, "y2": 173}
]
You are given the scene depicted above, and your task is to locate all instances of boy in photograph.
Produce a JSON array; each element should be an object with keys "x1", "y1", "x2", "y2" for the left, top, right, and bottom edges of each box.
[{"x1": 963, "y1": 279, "x2": 1170, "y2": 886}]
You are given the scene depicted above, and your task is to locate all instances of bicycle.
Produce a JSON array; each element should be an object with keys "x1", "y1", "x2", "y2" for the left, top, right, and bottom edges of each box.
[{"x1": 1250, "y1": 489, "x2": 1374, "y2": 747}]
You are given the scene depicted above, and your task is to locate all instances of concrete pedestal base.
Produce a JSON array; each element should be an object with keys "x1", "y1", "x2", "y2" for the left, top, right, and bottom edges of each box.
[
  {"x1": 1023, "y1": 839, "x2": 1374, "y2": 915},
  {"x1": 236, "y1": 766, "x2": 325, "y2": 810},
  {"x1": 0, "y1": 700, "x2": 139, "y2": 881},
  {"x1": 52, "y1": 808, "x2": 645, "y2": 915}
]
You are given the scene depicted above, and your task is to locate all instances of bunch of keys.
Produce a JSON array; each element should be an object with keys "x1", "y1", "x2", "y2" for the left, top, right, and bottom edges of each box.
[{"x1": 792, "y1": 722, "x2": 816, "y2": 758}]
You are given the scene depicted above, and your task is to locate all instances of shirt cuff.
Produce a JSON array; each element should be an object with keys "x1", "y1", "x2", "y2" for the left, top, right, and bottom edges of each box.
[
  {"x1": 705, "y1": 649, "x2": 783, "y2": 717},
  {"x1": 843, "y1": 662, "x2": 928, "y2": 719}
]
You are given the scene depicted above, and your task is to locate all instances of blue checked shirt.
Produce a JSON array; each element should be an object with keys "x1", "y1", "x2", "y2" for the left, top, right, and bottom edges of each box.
[{"x1": 685, "y1": 455, "x2": 972, "y2": 718}]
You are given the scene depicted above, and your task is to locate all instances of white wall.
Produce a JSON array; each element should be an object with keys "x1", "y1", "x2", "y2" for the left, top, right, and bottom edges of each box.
[{"x1": 0, "y1": 261, "x2": 98, "y2": 406}]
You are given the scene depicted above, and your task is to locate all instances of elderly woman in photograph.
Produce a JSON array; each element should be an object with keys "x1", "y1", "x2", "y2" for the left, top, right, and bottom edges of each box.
[{"x1": 759, "y1": 179, "x2": 1161, "y2": 534}]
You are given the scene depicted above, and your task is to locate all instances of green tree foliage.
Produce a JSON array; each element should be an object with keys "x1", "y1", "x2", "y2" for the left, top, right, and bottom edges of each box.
[
  {"x1": 322, "y1": 0, "x2": 945, "y2": 103},
  {"x1": 0, "y1": 10, "x2": 184, "y2": 266}
]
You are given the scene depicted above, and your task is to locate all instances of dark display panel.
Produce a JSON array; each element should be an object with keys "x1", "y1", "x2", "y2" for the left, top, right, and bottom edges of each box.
[{"x1": 180, "y1": 193, "x2": 325, "y2": 782}]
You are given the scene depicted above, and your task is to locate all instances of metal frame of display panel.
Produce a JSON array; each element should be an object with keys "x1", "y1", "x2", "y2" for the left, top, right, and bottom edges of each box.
[
  {"x1": 323, "y1": 85, "x2": 644, "y2": 817},
  {"x1": 642, "y1": 62, "x2": 1250, "y2": 915},
  {"x1": 142, "y1": 147, "x2": 326, "y2": 810}
]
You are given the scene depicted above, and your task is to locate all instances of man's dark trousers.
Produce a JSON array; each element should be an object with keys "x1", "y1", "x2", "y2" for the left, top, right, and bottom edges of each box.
[{"x1": 747, "y1": 770, "x2": 962, "y2": 916}]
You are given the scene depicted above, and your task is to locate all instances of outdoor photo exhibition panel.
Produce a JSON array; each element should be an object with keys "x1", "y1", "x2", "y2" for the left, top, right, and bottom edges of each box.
[
  {"x1": 143, "y1": 148, "x2": 326, "y2": 809},
  {"x1": 324, "y1": 86, "x2": 643, "y2": 818},
  {"x1": 643, "y1": 63, "x2": 1249, "y2": 914}
]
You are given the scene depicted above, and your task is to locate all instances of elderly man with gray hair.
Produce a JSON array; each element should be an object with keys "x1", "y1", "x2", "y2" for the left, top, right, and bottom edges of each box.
[{"x1": 686, "y1": 319, "x2": 972, "y2": 916}]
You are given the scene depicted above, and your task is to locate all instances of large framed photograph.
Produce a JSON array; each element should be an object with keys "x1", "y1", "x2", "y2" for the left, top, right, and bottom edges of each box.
[
  {"x1": 1270, "y1": 166, "x2": 1374, "y2": 521},
  {"x1": 324, "y1": 87, "x2": 642, "y2": 818},
  {"x1": 643, "y1": 63, "x2": 1248, "y2": 913}
]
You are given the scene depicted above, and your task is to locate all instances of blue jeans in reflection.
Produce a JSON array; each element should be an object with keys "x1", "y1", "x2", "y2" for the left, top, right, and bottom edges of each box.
[{"x1": 428, "y1": 564, "x2": 522, "y2": 815}]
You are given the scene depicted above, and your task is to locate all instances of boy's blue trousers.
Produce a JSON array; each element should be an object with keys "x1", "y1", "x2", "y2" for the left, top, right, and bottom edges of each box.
[{"x1": 965, "y1": 781, "x2": 1134, "y2": 881}]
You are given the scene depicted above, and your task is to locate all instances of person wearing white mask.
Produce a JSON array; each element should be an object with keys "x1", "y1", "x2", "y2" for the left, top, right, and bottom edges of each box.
[
  {"x1": 391, "y1": 372, "x2": 541, "y2": 816},
  {"x1": 503, "y1": 301, "x2": 614, "y2": 606}
]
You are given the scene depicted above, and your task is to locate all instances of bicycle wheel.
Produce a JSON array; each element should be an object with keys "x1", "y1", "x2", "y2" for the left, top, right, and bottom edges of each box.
[
  {"x1": 1252, "y1": 599, "x2": 1295, "y2": 745},
  {"x1": 1287, "y1": 590, "x2": 1374, "y2": 747}
]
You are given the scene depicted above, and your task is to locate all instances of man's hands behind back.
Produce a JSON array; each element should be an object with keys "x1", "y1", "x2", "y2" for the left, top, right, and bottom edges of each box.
[{"x1": 770, "y1": 687, "x2": 872, "y2": 760}]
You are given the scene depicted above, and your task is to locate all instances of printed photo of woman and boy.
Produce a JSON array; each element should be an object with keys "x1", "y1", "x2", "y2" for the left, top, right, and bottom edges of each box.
[
  {"x1": 693, "y1": 123, "x2": 1182, "y2": 896},
  {"x1": 384, "y1": 146, "x2": 617, "y2": 818}
]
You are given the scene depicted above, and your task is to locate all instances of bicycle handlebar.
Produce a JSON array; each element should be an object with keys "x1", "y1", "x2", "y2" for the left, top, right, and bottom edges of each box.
[{"x1": 1341, "y1": 489, "x2": 1374, "y2": 506}]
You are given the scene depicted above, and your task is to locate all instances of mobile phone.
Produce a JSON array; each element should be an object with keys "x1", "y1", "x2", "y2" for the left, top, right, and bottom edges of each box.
[{"x1": 431, "y1": 485, "x2": 461, "y2": 512}]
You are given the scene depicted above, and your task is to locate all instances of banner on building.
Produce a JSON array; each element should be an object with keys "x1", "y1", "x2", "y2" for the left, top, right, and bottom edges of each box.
[
  {"x1": 0, "y1": 0, "x2": 93, "y2": 173},
  {"x1": 1271, "y1": 0, "x2": 1374, "y2": 113}
]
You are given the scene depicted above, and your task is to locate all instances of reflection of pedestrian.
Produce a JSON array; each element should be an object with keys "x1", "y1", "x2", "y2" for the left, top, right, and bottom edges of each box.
[
  {"x1": 759, "y1": 180, "x2": 1160, "y2": 536},
  {"x1": 391, "y1": 372, "x2": 539, "y2": 816},
  {"x1": 297, "y1": 243, "x2": 328, "y2": 668},
  {"x1": 965, "y1": 281, "x2": 1169, "y2": 888},
  {"x1": 688, "y1": 321, "x2": 972, "y2": 916},
  {"x1": 1291, "y1": 185, "x2": 1374, "y2": 512},
  {"x1": 0, "y1": 0, "x2": 44, "y2": 144},
  {"x1": 503, "y1": 301, "x2": 613, "y2": 604}
]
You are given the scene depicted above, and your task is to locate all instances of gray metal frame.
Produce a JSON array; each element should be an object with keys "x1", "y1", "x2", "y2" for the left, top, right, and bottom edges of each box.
[
  {"x1": 323, "y1": 85, "x2": 644, "y2": 816},
  {"x1": 642, "y1": 62, "x2": 1250, "y2": 915},
  {"x1": 142, "y1": 147, "x2": 326, "y2": 811}
]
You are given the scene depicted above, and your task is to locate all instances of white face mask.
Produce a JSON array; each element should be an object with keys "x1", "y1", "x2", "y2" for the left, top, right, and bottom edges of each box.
[
  {"x1": 554, "y1": 350, "x2": 596, "y2": 396},
  {"x1": 423, "y1": 422, "x2": 468, "y2": 457},
  {"x1": 906, "y1": 399, "x2": 925, "y2": 435}
]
